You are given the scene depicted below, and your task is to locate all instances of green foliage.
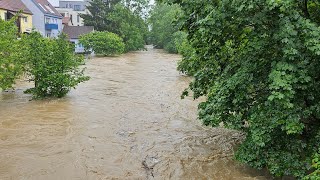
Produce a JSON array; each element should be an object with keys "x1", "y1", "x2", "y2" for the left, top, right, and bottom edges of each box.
[
  {"x1": 304, "y1": 151, "x2": 320, "y2": 179},
  {"x1": 108, "y1": 4, "x2": 148, "y2": 52},
  {"x1": 176, "y1": 34, "x2": 196, "y2": 75},
  {"x1": 163, "y1": 31, "x2": 187, "y2": 53},
  {"x1": 81, "y1": 0, "x2": 148, "y2": 52},
  {"x1": 79, "y1": 31, "x2": 125, "y2": 56},
  {"x1": 81, "y1": 0, "x2": 121, "y2": 31},
  {"x1": 148, "y1": 3, "x2": 185, "y2": 53},
  {"x1": 0, "y1": 18, "x2": 23, "y2": 90},
  {"x1": 22, "y1": 32, "x2": 89, "y2": 98},
  {"x1": 172, "y1": 0, "x2": 320, "y2": 178},
  {"x1": 122, "y1": 0, "x2": 150, "y2": 18}
]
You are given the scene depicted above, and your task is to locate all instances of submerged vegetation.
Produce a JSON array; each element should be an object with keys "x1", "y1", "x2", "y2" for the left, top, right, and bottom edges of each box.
[
  {"x1": 80, "y1": 31, "x2": 125, "y2": 56},
  {"x1": 0, "y1": 19, "x2": 89, "y2": 98},
  {"x1": 22, "y1": 33, "x2": 89, "y2": 98},
  {"x1": 81, "y1": 0, "x2": 149, "y2": 52}
]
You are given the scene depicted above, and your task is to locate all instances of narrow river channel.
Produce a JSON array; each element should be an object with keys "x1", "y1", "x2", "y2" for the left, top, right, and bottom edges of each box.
[{"x1": 0, "y1": 47, "x2": 271, "y2": 179}]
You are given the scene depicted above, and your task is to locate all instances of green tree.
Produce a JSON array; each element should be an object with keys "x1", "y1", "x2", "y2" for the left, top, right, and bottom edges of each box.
[
  {"x1": 170, "y1": 0, "x2": 320, "y2": 178},
  {"x1": 0, "y1": 18, "x2": 23, "y2": 90},
  {"x1": 22, "y1": 32, "x2": 89, "y2": 98},
  {"x1": 108, "y1": 4, "x2": 148, "y2": 51},
  {"x1": 122, "y1": 0, "x2": 150, "y2": 18},
  {"x1": 148, "y1": 3, "x2": 185, "y2": 53},
  {"x1": 304, "y1": 150, "x2": 320, "y2": 179},
  {"x1": 79, "y1": 31, "x2": 125, "y2": 56},
  {"x1": 82, "y1": 0, "x2": 148, "y2": 51},
  {"x1": 81, "y1": 0, "x2": 121, "y2": 31}
]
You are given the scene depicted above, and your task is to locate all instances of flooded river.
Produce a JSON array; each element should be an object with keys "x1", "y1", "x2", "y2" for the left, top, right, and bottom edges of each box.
[{"x1": 0, "y1": 47, "x2": 271, "y2": 179}]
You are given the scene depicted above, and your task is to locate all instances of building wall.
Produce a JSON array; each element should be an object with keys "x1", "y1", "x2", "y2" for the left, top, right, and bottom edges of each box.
[
  {"x1": 70, "y1": 38, "x2": 85, "y2": 53},
  {"x1": 20, "y1": 13, "x2": 33, "y2": 33},
  {"x1": 21, "y1": 0, "x2": 45, "y2": 36},
  {"x1": 56, "y1": 8, "x2": 86, "y2": 26},
  {"x1": 59, "y1": 1, "x2": 87, "y2": 11},
  {"x1": 0, "y1": 9, "x2": 6, "y2": 20},
  {"x1": 48, "y1": 0, "x2": 59, "y2": 7},
  {"x1": 43, "y1": 15, "x2": 63, "y2": 37},
  {"x1": 0, "y1": 8, "x2": 33, "y2": 34},
  {"x1": 21, "y1": 0, "x2": 62, "y2": 38}
]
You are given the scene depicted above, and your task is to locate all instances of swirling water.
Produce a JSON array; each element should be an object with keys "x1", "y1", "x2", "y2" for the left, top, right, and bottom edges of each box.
[{"x1": 0, "y1": 47, "x2": 271, "y2": 179}]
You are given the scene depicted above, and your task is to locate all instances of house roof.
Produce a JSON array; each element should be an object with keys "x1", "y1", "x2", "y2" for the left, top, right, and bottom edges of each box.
[
  {"x1": 0, "y1": 0, "x2": 32, "y2": 15},
  {"x1": 34, "y1": 0, "x2": 62, "y2": 17},
  {"x1": 62, "y1": 16, "x2": 70, "y2": 24},
  {"x1": 63, "y1": 26, "x2": 94, "y2": 39}
]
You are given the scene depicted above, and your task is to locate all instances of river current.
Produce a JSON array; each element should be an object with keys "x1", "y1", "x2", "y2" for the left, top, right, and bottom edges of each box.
[{"x1": 0, "y1": 47, "x2": 271, "y2": 179}]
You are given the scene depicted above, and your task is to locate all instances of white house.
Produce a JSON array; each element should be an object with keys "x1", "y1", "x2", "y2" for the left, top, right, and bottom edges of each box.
[
  {"x1": 56, "y1": 0, "x2": 90, "y2": 27},
  {"x1": 21, "y1": 0, "x2": 63, "y2": 38},
  {"x1": 63, "y1": 26, "x2": 94, "y2": 53},
  {"x1": 47, "y1": 0, "x2": 59, "y2": 7}
]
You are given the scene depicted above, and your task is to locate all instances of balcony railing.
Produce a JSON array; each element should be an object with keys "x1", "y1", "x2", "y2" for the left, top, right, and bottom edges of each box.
[{"x1": 45, "y1": 23, "x2": 58, "y2": 30}]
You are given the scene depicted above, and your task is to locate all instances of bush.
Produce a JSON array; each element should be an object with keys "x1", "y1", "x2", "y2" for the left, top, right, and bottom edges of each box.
[
  {"x1": 304, "y1": 151, "x2": 320, "y2": 180},
  {"x1": 22, "y1": 32, "x2": 89, "y2": 98},
  {"x1": 79, "y1": 31, "x2": 125, "y2": 56}
]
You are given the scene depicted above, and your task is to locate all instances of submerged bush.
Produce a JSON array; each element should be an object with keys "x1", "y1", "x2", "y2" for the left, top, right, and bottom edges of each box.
[
  {"x1": 79, "y1": 31, "x2": 125, "y2": 56},
  {"x1": 22, "y1": 32, "x2": 89, "y2": 98}
]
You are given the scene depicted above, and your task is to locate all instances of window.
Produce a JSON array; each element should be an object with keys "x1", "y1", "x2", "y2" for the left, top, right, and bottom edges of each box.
[
  {"x1": 70, "y1": 14, "x2": 73, "y2": 24},
  {"x1": 46, "y1": 33, "x2": 51, "y2": 37},
  {"x1": 69, "y1": 4, "x2": 73, "y2": 8},
  {"x1": 74, "y1": 5, "x2": 81, "y2": 11},
  {"x1": 45, "y1": 17, "x2": 50, "y2": 24},
  {"x1": 4, "y1": 12, "x2": 7, "y2": 21},
  {"x1": 23, "y1": 17, "x2": 28, "y2": 23},
  {"x1": 77, "y1": 15, "x2": 80, "y2": 23}
]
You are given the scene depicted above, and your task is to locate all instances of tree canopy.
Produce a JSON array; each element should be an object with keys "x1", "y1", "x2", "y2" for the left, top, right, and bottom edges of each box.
[
  {"x1": 81, "y1": 0, "x2": 148, "y2": 52},
  {"x1": 0, "y1": 18, "x2": 23, "y2": 90},
  {"x1": 81, "y1": 0, "x2": 121, "y2": 31},
  {"x1": 22, "y1": 33, "x2": 89, "y2": 98},
  {"x1": 148, "y1": 3, "x2": 186, "y2": 53},
  {"x1": 166, "y1": 0, "x2": 320, "y2": 178},
  {"x1": 80, "y1": 31, "x2": 125, "y2": 56}
]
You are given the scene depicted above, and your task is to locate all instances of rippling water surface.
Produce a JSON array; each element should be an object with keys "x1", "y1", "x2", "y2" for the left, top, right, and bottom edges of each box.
[{"x1": 0, "y1": 47, "x2": 271, "y2": 179}]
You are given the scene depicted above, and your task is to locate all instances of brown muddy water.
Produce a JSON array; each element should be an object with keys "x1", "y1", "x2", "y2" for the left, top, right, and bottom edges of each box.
[{"x1": 0, "y1": 47, "x2": 271, "y2": 180}]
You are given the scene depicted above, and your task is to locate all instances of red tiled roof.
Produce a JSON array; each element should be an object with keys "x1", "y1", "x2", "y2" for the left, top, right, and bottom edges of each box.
[
  {"x1": 34, "y1": 0, "x2": 62, "y2": 17},
  {"x1": 0, "y1": 0, "x2": 32, "y2": 14},
  {"x1": 62, "y1": 16, "x2": 70, "y2": 24}
]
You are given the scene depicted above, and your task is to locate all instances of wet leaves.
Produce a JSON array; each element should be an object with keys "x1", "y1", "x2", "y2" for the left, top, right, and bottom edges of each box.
[{"x1": 174, "y1": 0, "x2": 320, "y2": 178}]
